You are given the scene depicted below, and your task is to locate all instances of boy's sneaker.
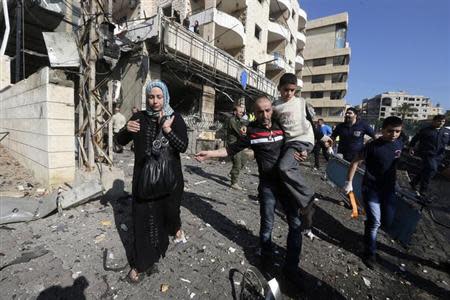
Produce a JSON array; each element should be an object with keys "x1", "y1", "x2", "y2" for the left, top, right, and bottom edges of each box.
[
  {"x1": 362, "y1": 253, "x2": 377, "y2": 270},
  {"x1": 282, "y1": 267, "x2": 305, "y2": 290},
  {"x1": 230, "y1": 183, "x2": 243, "y2": 190}
]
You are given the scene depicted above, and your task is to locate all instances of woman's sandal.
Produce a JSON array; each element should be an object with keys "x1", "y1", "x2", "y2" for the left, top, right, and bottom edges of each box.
[
  {"x1": 173, "y1": 230, "x2": 187, "y2": 244},
  {"x1": 126, "y1": 265, "x2": 159, "y2": 284},
  {"x1": 126, "y1": 268, "x2": 143, "y2": 284}
]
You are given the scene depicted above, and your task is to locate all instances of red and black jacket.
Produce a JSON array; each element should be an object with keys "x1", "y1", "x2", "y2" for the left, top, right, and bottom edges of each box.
[{"x1": 226, "y1": 120, "x2": 284, "y2": 180}]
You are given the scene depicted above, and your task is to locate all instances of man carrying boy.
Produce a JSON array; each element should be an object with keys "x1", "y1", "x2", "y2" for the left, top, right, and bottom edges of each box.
[
  {"x1": 195, "y1": 96, "x2": 306, "y2": 285},
  {"x1": 344, "y1": 116, "x2": 404, "y2": 269},
  {"x1": 273, "y1": 73, "x2": 315, "y2": 210}
]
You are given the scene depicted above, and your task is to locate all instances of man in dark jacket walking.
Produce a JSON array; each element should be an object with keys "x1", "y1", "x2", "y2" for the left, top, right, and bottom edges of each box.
[{"x1": 409, "y1": 114, "x2": 449, "y2": 198}]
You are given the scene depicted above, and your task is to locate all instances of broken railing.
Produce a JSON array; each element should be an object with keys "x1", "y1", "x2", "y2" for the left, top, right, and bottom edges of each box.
[{"x1": 160, "y1": 17, "x2": 277, "y2": 97}]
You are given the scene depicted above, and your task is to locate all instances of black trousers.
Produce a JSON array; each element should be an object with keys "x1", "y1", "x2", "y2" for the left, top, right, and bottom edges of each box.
[
  {"x1": 131, "y1": 179, "x2": 183, "y2": 272},
  {"x1": 313, "y1": 141, "x2": 330, "y2": 168}
]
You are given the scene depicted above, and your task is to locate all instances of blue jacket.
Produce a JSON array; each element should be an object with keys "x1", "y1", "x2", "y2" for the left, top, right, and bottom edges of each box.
[{"x1": 410, "y1": 126, "x2": 450, "y2": 157}]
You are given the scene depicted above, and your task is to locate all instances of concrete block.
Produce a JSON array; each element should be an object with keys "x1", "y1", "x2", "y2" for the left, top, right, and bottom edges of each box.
[
  {"x1": 101, "y1": 167, "x2": 127, "y2": 200},
  {"x1": 59, "y1": 179, "x2": 103, "y2": 209},
  {"x1": 47, "y1": 119, "x2": 74, "y2": 136},
  {"x1": 47, "y1": 151, "x2": 75, "y2": 169},
  {"x1": 48, "y1": 84, "x2": 74, "y2": 105},
  {"x1": 48, "y1": 135, "x2": 76, "y2": 152},
  {"x1": 0, "y1": 55, "x2": 11, "y2": 90},
  {"x1": 48, "y1": 167, "x2": 75, "y2": 186}
]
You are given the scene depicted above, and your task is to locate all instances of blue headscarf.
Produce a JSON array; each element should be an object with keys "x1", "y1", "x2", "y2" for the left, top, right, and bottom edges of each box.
[{"x1": 145, "y1": 80, "x2": 174, "y2": 117}]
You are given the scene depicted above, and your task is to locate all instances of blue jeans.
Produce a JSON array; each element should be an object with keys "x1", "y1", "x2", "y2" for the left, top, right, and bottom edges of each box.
[
  {"x1": 258, "y1": 178, "x2": 302, "y2": 270},
  {"x1": 362, "y1": 187, "x2": 397, "y2": 256}
]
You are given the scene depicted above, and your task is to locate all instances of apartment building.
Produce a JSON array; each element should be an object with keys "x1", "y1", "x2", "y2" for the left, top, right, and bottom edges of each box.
[
  {"x1": 361, "y1": 91, "x2": 441, "y2": 124},
  {"x1": 125, "y1": 0, "x2": 308, "y2": 85},
  {"x1": 300, "y1": 13, "x2": 350, "y2": 124}
]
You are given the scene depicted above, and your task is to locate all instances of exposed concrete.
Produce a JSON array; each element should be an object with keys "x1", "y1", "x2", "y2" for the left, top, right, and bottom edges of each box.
[
  {"x1": 0, "y1": 67, "x2": 75, "y2": 186},
  {"x1": 0, "y1": 55, "x2": 11, "y2": 90}
]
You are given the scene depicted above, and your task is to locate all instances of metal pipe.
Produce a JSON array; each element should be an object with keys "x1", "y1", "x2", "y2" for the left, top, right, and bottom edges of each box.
[
  {"x1": 15, "y1": 0, "x2": 23, "y2": 82},
  {"x1": 1, "y1": 0, "x2": 11, "y2": 55}
]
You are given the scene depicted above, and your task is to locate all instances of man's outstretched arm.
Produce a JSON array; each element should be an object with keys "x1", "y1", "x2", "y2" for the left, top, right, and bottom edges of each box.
[{"x1": 195, "y1": 148, "x2": 228, "y2": 161}]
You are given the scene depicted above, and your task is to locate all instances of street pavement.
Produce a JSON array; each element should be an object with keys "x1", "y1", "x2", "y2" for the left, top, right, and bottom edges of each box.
[{"x1": 0, "y1": 149, "x2": 449, "y2": 299}]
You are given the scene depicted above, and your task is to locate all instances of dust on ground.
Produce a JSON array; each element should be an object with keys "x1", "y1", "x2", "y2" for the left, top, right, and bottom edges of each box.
[{"x1": 0, "y1": 148, "x2": 449, "y2": 299}]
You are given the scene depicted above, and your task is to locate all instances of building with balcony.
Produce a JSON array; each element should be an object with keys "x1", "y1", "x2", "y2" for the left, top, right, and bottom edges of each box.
[
  {"x1": 300, "y1": 12, "x2": 350, "y2": 124},
  {"x1": 360, "y1": 91, "x2": 441, "y2": 125},
  {"x1": 106, "y1": 1, "x2": 308, "y2": 151},
  {"x1": 135, "y1": 0, "x2": 307, "y2": 86}
]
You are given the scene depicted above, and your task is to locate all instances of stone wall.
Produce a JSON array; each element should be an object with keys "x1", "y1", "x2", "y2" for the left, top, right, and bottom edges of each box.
[{"x1": 0, "y1": 67, "x2": 75, "y2": 186}]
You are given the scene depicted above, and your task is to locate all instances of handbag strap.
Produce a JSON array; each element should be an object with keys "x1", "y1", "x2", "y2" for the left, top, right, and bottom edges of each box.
[{"x1": 144, "y1": 117, "x2": 168, "y2": 157}]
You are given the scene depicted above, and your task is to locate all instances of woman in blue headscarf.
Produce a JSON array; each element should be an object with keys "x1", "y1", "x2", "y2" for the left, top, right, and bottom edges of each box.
[{"x1": 115, "y1": 80, "x2": 188, "y2": 283}]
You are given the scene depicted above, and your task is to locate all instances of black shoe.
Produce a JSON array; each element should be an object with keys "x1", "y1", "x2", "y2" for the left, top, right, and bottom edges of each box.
[
  {"x1": 362, "y1": 254, "x2": 377, "y2": 270},
  {"x1": 282, "y1": 267, "x2": 305, "y2": 290}
]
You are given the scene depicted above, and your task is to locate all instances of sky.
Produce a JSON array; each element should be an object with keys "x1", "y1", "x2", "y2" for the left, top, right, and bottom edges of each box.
[{"x1": 300, "y1": 0, "x2": 450, "y2": 110}]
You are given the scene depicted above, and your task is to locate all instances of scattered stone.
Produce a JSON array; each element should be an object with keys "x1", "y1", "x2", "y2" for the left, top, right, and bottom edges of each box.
[
  {"x1": 17, "y1": 185, "x2": 24, "y2": 191},
  {"x1": 101, "y1": 220, "x2": 112, "y2": 226},
  {"x1": 160, "y1": 284, "x2": 169, "y2": 292},
  {"x1": 362, "y1": 277, "x2": 371, "y2": 288},
  {"x1": 190, "y1": 292, "x2": 196, "y2": 298},
  {"x1": 36, "y1": 188, "x2": 46, "y2": 194},
  {"x1": 120, "y1": 224, "x2": 128, "y2": 232},
  {"x1": 236, "y1": 219, "x2": 246, "y2": 227},
  {"x1": 95, "y1": 233, "x2": 106, "y2": 243},
  {"x1": 228, "y1": 247, "x2": 236, "y2": 253},
  {"x1": 72, "y1": 271, "x2": 82, "y2": 279},
  {"x1": 181, "y1": 278, "x2": 191, "y2": 283},
  {"x1": 194, "y1": 180, "x2": 207, "y2": 185}
]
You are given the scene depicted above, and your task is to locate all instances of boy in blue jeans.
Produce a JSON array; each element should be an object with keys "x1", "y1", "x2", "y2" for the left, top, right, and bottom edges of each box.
[{"x1": 344, "y1": 116, "x2": 404, "y2": 269}]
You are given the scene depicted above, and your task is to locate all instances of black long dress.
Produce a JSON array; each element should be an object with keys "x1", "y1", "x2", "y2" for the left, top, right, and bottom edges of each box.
[{"x1": 115, "y1": 111, "x2": 188, "y2": 272}]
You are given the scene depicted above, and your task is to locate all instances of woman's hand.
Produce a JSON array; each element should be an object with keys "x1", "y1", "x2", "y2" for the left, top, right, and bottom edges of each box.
[
  {"x1": 127, "y1": 119, "x2": 140, "y2": 133},
  {"x1": 162, "y1": 116, "x2": 175, "y2": 134}
]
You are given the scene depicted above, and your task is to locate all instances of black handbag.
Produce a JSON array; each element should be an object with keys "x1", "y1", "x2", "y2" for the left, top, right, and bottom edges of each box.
[{"x1": 136, "y1": 122, "x2": 176, "y2": 200}]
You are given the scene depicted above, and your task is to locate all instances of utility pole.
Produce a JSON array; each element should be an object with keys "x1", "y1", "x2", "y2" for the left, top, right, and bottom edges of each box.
[
  {"x1": 87, "y1": 0, "x2": 97, "y2": 169},
  {"x1": 15, "y1": 0, "x2": 23, "y2": 82},
  {"x1": 77, "y1": 0, "x2": 114, "y2": 169}
]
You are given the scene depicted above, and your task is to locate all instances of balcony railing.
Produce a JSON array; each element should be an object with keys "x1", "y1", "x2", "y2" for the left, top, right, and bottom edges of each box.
[
  {"x1": 297, "y1": 8, "x2": 307, "y2": 31},
  {"x1": 161, "y1": 17, "x2": 277, "y2": 96},
  {"x1": 190, "y1": 8, "x2": 245, "y2": 47},
  {"x1": 268, "y1": 20, "x2": 290, "y2": 42}
]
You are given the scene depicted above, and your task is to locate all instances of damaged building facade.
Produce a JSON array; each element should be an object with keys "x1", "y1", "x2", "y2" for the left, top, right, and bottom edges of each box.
[{"x1": 0, "y1": 0, "x2": 308, "y2": 186}]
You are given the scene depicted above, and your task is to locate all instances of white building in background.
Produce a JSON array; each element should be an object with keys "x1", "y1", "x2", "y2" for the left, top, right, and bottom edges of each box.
[{"x1": 361, "y1": 91, "x2": 443, "y2": 124}]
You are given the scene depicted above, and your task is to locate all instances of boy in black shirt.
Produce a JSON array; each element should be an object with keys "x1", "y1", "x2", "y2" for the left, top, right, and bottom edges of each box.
[{"x1": 344, "y1": 116, "x2": 404, "y2": 269}]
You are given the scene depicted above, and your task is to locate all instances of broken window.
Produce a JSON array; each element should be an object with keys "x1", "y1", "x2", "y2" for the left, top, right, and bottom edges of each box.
[
  {"x1": 311, "y1": 75, "x2": 325, "y2": 83},
  {"x1": 255, "y1": 24, "x2": 261, "y2": 40},
  {"x1": 312, "y1": 58, "x2": 326, "y2": 67},
  {"x1": 311, "y1": 92, "x2": 324, "y2": 99}
]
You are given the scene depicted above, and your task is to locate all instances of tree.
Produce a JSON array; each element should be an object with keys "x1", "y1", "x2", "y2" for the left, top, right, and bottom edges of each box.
[{"x1": 393, "y1": 103, "x2": 418, "y2": 119}]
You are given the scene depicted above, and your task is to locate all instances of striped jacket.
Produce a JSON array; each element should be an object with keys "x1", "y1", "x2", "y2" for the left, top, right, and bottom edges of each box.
[{"x1": 226, "y1": 120, "x2": 284, "y2": 180}]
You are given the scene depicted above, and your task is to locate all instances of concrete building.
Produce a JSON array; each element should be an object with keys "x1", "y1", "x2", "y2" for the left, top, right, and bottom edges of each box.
[
  {"x1": 300, "y1": 12, "x2": 350, "y2": 124},
  {"x1": 131, "y1": 0, "x2": 307, "y2": 84},
  {"x1": 428, "y1": 105, "x2": 445, "y2": 118},
  {"x1": 361, "y1": 91, "x2": 441, "y2": 124},
  {"x1": 110, "y1": 0, "x2": 308, "y2": 150},
  {"x1": 0, "y1": 1, "x2": 309, "y2": 185}
]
